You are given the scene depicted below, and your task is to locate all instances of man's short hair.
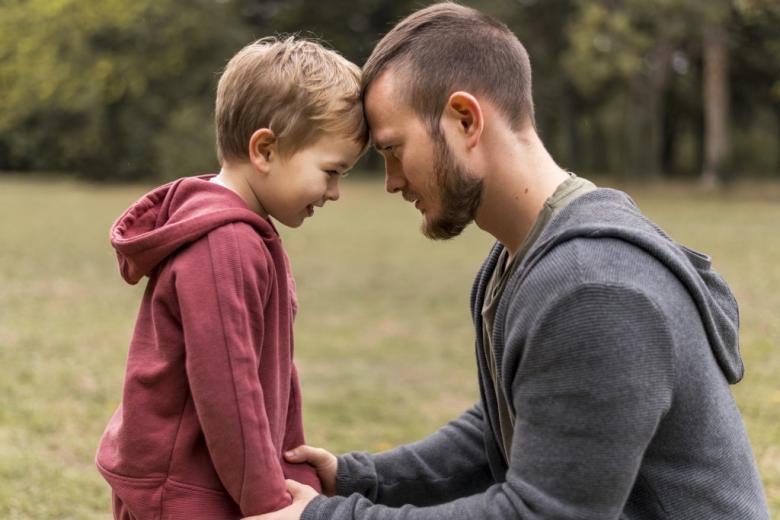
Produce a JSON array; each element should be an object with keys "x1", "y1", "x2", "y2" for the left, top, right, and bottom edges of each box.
[
  {"x1": 362, "y1": 2, "x2": 535, "y2": 134},
  {"x1": 216, "y1": 37, "x2": 368, "y2": 162}
]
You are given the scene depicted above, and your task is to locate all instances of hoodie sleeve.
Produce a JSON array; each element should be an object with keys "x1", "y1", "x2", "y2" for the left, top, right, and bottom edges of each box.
[
  {"x1": 332, "y1": 404, "x2": 493, "y2": 507},
  {"x1": 173, "y1": 225, "x2": 292, "y2": 515},
  {"x1": 301, "y1": 284, "x2": 675, "y2": 520}
]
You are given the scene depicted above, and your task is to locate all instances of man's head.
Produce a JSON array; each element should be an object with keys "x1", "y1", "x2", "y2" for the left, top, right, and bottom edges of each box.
[
  {"x1": 363, "y1": 2, "x2": 535, "y2": 239},
  {"x1": 216, "y1": 36, "x2": 368, "y2": 163}
]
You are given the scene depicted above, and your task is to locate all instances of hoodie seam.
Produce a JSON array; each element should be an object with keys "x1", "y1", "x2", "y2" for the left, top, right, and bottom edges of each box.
[
  {"x1": 207, "y1": 224, "x2": 249, "y2": 508},
  {"x1": 163, "y1": 390, "x2": 193, "y2": 484}
]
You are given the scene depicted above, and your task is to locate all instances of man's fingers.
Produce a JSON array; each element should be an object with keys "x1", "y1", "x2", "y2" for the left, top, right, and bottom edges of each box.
[
  {"x1": 283, "y1": 447, "x2": 304, "y2": 462},
  {"x1": 284, "y1": 445, "x2": 314, "y2": 462},
  {"x1": 284, "y1": 445, "x2": 331, "y2": 466},
  {"x1": 285, "y1": 479, "x2": 318, "y2": 501},
  {"x1": 285, "y1": 479, "x2": 305, "y2": 496}
]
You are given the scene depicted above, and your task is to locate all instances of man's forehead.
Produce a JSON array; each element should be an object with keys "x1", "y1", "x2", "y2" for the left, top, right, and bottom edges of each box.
[
  {"x1": 364, "y1": 70, "x2": 411, "y2": 139},
  {"x1": 364, "y1": 74, "x2": 396, "y2": 117}
]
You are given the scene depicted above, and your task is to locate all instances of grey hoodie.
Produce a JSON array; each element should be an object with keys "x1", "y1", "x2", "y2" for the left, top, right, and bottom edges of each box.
[{"x1": 302, "y1": 188, "x2": 769, "y2": 519}]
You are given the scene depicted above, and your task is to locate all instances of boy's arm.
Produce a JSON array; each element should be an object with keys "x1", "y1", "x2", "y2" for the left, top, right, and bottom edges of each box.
[{"x1": 174, "y1": 228, "x2": 291, "y2": 515}]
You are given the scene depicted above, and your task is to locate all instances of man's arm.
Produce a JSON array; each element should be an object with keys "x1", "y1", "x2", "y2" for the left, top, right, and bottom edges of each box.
[
  {"x1": 175, "y1": 230, "x2": 292, "y2": 515},
  {"x1": 334, "y1": 403, "x2": 494, "y2": 506},
  {"x1": 259, "y1": 283, "x2": 675, "y2": 520},
  {"x1": 285, "y1": 404, "x2": 494, "y2": 507}
]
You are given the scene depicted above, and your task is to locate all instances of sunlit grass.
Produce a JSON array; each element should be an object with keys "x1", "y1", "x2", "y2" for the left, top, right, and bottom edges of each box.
[{"x1": 0, "y1": 175, "x2": 777, "y2": 518}]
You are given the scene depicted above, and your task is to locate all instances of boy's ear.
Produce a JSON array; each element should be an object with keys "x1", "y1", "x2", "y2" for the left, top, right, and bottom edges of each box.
[{"x1": 248, "y1": 128, "x2": 277, "y2": 173}]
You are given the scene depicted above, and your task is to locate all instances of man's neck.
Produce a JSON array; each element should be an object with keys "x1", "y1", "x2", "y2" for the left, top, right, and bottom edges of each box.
[{"x1": 474, "y1": 129, "x2": 570, "y2": 258}]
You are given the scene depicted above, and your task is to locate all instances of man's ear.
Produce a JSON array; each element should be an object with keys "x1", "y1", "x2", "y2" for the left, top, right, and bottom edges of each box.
[
  {"x1": 442, "y1": 91, "x2": 483, "y2": 149},
  {"x1": 248, "y1": 128, "x2": 277, "y2": 173}
]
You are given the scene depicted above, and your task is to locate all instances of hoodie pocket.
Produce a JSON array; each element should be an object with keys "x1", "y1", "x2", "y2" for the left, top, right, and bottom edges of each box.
[{"x1": 162, "y1": 479, "x2": 241, "y2": 520}]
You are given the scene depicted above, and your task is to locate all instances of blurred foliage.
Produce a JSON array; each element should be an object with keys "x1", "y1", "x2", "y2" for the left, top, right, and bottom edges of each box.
[
  {"x1": 0, "y1": 0, "x2": 778, "y2": 180},
  {"x1": 0, "y1": 0, "x2": 249, "y2": 180}
]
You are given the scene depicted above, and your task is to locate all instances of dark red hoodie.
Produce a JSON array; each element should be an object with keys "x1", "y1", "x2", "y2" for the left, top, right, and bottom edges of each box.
[{"x1": 96, "y1": 175, "x2": 320, "y2": 520}]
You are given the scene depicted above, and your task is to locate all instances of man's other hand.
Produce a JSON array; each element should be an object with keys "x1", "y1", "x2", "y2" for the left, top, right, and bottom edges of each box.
[
  {"x1": 242, "y1": 479, "x2": 318, "y2": 520},
  {"x1": 284, "y1": 445, "x2": 338, "y2": 496}
]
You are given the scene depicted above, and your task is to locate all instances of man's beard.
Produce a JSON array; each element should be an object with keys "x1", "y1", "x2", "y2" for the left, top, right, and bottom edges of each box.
[{"x1": 422, "y1": 135, "x2": 484, "y2": 240}]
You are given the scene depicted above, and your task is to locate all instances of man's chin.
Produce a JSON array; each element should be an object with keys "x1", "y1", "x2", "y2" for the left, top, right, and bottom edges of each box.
[{"x1": 421, "y1": 215, "x2": 470, "y2": 241}]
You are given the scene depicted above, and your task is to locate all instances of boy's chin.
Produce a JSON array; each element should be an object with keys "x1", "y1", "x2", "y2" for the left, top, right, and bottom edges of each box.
[{"x1": 276, "y1": 215, "x2": 306, "y2": 229}]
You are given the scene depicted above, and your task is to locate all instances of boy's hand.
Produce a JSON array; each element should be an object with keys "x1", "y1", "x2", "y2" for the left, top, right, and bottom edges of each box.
[
  {"x1": 242, "y1": 479, "x2": 317, "y2": 520},
  {"x1": 284, "y1": 445, "x2": 338, "y2": 496}
]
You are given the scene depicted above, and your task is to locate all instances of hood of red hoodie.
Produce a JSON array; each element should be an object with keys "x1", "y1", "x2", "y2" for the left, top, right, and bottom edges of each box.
[{"x1": 111, "y1": 175, "x2": 278, "y2": 285}]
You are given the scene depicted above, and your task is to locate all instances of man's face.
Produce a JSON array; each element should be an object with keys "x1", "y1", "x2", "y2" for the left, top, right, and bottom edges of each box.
[{"x1": 365, "y1": 71, "x2": 483, "y2": 240}]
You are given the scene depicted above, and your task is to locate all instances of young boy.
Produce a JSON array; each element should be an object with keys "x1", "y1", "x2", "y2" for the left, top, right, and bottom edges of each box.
[{"x1": 95, "y1": 37, "x2": 367, "y2": 519}]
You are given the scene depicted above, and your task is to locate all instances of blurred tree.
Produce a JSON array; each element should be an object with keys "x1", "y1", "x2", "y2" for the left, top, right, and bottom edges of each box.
[
  {"x1": 561, "y1": 0, "x2": 724, "y2": 178},
  {"x1": 730, "y1": 0, "x2": 780, "y2": 176},
  {"x1": 0, "y1": 0, "x2": 249, "y2": 180},
  {"x1": 701, "y1": 0, "x2": 732, "y2": 187},
  {"x1": 0, "y1": 0, "x2": 777, "y2": 181}
]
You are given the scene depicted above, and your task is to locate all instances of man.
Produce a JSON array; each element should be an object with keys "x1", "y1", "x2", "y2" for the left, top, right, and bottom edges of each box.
[{"x1": 249, "y1": 3, "x2": 769, "y2": 519}]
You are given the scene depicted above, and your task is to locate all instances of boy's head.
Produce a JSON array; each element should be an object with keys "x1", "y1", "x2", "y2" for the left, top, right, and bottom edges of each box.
[{"x1": 215, "y1": 36, "x2": 368, "y2": 163}]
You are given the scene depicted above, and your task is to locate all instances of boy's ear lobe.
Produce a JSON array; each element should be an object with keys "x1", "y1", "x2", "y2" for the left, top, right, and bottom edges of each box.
[{"x1": 248, "y1": 128, "x2": 277, "y2": 172}]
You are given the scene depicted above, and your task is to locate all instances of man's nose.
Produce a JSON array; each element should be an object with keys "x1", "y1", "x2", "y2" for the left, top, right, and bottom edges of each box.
[{"x1": 384, "y1": 162, "x2": 404, "y2": 194}]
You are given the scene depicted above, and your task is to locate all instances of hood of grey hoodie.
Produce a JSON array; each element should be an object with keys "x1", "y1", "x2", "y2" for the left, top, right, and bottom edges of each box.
[{"x1": 519, "y1": 188, "x2": 743, "y2": 383}]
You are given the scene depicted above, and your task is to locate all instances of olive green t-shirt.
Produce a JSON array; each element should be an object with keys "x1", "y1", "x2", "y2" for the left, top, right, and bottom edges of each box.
[{"x1": 481, "y1": 174, "x2": 596, "y2": 461}]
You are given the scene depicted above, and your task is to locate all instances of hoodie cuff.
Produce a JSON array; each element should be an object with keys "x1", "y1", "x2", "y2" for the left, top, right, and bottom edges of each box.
[
  {"x1": 301, "y1": 495, "x2": 328, "y2": 520},
  {"x1": 335, "y1": 454, "x2": 357, "y2": 496}
]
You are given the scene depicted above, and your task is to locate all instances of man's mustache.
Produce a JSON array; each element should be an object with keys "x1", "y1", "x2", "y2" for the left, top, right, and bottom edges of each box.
[{"x1": 402, "y1": 191, "x2": 419, "y2": 203}]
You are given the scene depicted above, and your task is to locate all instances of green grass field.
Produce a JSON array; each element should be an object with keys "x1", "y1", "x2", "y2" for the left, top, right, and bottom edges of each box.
[{"x1": 0, "y1": 175, "x2": 778, "y2": 518}]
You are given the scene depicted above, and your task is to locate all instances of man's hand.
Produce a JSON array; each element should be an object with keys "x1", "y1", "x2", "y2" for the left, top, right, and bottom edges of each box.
[
  {"x1": 284, "y1": 445, "x2": 338, "y2": 496},
  {"x1": 242, "y1": 479, "x2": 318, "y2": 520}
]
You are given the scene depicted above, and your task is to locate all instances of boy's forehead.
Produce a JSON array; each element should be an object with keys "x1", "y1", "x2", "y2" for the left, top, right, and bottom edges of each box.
[{"x1": 311, "y1": 134, "x2": 363, "y2": 161}]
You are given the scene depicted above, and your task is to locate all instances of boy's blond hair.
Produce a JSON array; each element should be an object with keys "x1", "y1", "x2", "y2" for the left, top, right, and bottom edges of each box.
[{"x1": 216, "y1": 36, "x2": 368, "y2": 162}]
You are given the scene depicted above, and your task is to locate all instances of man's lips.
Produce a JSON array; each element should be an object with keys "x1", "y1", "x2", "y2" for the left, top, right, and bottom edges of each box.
[{"x1": 402, "y1": 192, "x2": 421, "y2": 207}]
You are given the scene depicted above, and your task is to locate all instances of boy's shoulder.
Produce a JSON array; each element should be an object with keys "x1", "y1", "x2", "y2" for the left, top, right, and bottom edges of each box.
[{"x1": 172, "y1": 219, "x2": 277, "y2": 268}]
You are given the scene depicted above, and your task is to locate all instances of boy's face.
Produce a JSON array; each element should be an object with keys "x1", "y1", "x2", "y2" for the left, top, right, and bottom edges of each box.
[{"x1": 259, "y1": 133, "x2": 362, "y2": 228}]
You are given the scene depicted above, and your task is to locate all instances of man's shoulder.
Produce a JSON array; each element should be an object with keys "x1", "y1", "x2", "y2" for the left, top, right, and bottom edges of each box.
[
  {"x1": 527, "y1": 234, "x2": 662, "y2": 281},
  {"x1": 508, "y1": 235, "x2": 682, "y2": 315}
]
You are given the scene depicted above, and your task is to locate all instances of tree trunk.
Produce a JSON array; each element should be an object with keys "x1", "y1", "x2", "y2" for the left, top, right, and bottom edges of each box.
[
  {"x1": 647, "y1": 42, "x2": 673, "y2": 177},
  {"x1": 702, "y1": 21, "x2": 730, "y2": 188}
]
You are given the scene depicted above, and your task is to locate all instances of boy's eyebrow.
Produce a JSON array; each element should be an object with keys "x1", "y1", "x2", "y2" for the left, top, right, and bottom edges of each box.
[{"x1": 324, "y1": 160, "x2": 350, "y2": 171}]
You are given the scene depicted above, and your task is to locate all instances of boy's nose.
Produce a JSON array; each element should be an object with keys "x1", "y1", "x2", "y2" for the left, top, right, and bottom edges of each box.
[{"x1": 325, "y1": 183, "x2": 340, "y2": 201}]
